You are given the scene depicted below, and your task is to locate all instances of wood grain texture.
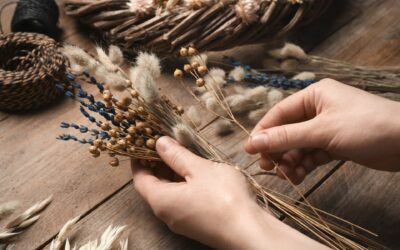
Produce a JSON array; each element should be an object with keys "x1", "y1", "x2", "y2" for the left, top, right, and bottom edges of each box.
[{"x1": 1, "y1": 0, "x2": 399, "y2": 249}]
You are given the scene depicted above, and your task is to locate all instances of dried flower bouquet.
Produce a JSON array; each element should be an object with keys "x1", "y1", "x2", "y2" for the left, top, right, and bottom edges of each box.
[{"x1": 58, "y1": 44, "x2": 387, "y2": 250}]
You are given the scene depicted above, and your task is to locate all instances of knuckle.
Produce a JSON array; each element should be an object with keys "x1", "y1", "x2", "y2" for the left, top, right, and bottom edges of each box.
[
  {"x1": 169, "y1": 148, "x2": 183, "y2": 167},
  {"x1": 273, "y1": 126, "x2": 290, "y2": 148}
]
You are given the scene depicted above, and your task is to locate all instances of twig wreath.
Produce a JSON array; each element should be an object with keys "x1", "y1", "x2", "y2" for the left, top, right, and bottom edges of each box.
[
  {"x1": 62, "y1": 0, "x2": 332, "y2": 55},
  {"x1": 57, "y1": 44, "x2": 388, "y2": 250}
]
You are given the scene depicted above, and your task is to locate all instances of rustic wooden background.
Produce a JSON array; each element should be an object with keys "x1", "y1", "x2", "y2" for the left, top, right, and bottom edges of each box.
[{"x1": 1, "y1": 0, "x2": 400, "y2": 249}]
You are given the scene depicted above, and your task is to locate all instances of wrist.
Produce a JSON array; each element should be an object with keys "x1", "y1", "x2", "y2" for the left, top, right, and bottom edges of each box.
[{"x1": 216, "y1": 203, "x2": 328, "y2": 250}]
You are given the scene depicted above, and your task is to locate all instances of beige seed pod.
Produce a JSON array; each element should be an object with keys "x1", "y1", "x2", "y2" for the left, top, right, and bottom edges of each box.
[
  {"x1": 180, "y1": 47, "x2": 188, "y2": 57},
  {"x1": 174, "y1": 69, "x2": 183, "y2": 78},
  {"x1": 197, "y1": 66, "x2": 208, "y2": 75},
  {"x1": 188, "y1": 47, "x2": 198, "y2": 56},
  {"x1": 128, "y1": 126, "x2": 137, "y2": 135},
  {"x1": 135, "y1": 138, "x2": 145, "y2": 147},
  {"x1": 184, "y1": 64, "x2": 192, "y2": 73},
  {"x1": 89, "y1": 146, "x2": 98, "y2": 154},
  {"x1": 109, "y1": 157, "x2": 119, "y2": 167},
  {"x1": 130, "y1": 90, "x2": 139, "y2": 98},
  {"x1": 196, "y1": 78, "x2": 205, "y2": 87},
  {"x1": 191, "y1": 61, "x2": 200, "y2": 68},
  {"x1": 146, "y1": 139, "x2": 156, "y2": 149}
]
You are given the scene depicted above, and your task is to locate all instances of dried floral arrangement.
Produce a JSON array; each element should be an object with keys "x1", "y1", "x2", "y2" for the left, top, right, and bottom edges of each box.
[
  {"x1": 0, "y1": 197, "x2": 52, "y2": 245},
  {"x1": 62, "y1": 0, "x2": 331, "y2": 55},
  {"x1": 220, "y1": 43, "x2": 400, "y2": 94},
  {"x1": 56, "y1": 44, "x2": 389, "y2": 250}
]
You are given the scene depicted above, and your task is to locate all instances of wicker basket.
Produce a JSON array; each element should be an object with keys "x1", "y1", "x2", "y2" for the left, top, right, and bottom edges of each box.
[
  {"x1": 63, "y1": 0, "x2": 332, "y2": 56},
  {"x1": 0, "y1": 32, "x2": 68, "y2": 111}
]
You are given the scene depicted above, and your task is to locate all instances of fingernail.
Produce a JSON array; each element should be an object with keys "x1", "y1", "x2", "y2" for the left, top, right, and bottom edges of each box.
[
  {"x1": 157, "y1": 136, "x2": 177, "y2": 153},
  {"x1": 250, "y1": 133, "x2": 267, "y2": 150}
]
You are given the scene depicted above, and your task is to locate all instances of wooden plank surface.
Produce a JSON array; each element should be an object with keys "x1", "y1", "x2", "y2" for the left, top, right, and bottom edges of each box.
[{"x1": 1, "y1": 0, "x2": 399, "y2": 249}]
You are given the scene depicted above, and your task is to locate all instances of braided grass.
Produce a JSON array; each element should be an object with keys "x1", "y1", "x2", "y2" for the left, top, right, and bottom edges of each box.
[{"x1": 0, "y1": 32, "x2": 68, "y2": 111}]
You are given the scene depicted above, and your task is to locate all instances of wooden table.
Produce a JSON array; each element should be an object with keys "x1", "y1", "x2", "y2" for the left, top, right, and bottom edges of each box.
[{"x1": 1, "y1": 0, "x2": 400, "y2": 249}]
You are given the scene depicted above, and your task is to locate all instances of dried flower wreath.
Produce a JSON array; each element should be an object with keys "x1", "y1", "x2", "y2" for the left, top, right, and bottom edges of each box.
[
  {"x1": 57, "y1": 44, "x2": 387, "y2": 249},
  {"x1": 62, "y1": 0, "x2": 331, "y2": 55}
]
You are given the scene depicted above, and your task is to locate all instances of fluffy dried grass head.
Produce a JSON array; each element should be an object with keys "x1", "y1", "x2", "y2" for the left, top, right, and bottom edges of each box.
[
  {"x1": 269, "y1": 43, "x2": 308, "y2": 60},
  {"x1": 136, "y1": 52, "x2": 161, "y2": 78},
  {"x1": 173, "y1": 123, "x2": 195, "y2": 148},
  {"x1": 229, "y1": 66, "x2": 246, "y2": 82}
]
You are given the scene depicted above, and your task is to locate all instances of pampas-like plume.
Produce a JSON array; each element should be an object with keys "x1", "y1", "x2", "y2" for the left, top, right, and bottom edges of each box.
[
  {"x1": 205, "y1": 97, "x2": 227, "y2": 117},
  {"x1": 108, "y1": 45, "x2": 124, "y2": 66},
  {"x1": 269, "y1": 43, "x2": 308, "y2": 60},
  {"x1": 248, "y1": 106, "x2": 269, "y2": 125},
  {"x1": 136, "y1": 52, "x2": 161, "y2": 79},
  {"x1": 234, "y1": 0, "x2": 260, "y2": 24},
  {"x1": 244, "y1": 86, "x2": 269, "y2": 103},
  {"x1": 0, "y1": 201, "x2": 19, "y2": 220},
  {"x1": 200, "y1": 92, "x2": 213, "y2": 101},
  {"x1": 280, "y1": 59, "x2": 299, "y2": 72},
  {"x1": 215, "y1": 119, "x2": 234, "y2": 136},
  {"x1": 96, "y1": 47, "x2": 118, "y2": 73},
  {"x1": 173, "y1": 123, "x2": 195, "y2": 148},
  {"x1": 204, "y1": 68, "x2": 226, "y2": 89},
  {"x1": 96, "y1": 65, "x2": 130, "y2": 91},
  {"x1": 129, "y1": 67, "x2": 159, "y2": 102},
  {"x1": 186, "y1": 106, "x2": 202, "y2": 128},
  {"x1": 189, "y1": 54, "x2": 208, "y2": 67},
  {"x1": 62, "y1": 45, "x2": 97, "y2": 72},
  {"x1": 293, "y1": 71, "x2": 316, "y2": 81},
  {"x1": 267, "y1": 89, "x2": 284, "y2": 107},
  {"x1": 229, "y1": 66, "x2": 246, "y2": 82},
  {"x1": 50, "y1": 216, "x2": 80, "y2": 250},
  {"x1": 226, "y1": 94, "x2": 257, "y2": 115}
]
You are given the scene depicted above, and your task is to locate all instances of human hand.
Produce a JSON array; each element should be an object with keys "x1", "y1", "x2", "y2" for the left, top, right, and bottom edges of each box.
[
  {"x1": 245, "y1": 79, "x2": 400, "y2": 184},
  {"x1": 132, "y1": 137, "x2": 326, "y2": 250}
]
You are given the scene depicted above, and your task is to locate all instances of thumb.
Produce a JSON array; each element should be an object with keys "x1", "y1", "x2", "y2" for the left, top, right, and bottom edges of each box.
[
  {"x1": 245, "y1": 120, "x2": 320, "y2": 154},
  {"x1": 156, "y1": 136, "x2": 209, "y2": 177}
]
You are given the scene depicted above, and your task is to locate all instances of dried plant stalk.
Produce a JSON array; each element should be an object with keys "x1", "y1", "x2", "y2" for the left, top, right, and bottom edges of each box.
[{"x1": 0, "y1": 196, "x2": 52, "y2": 242}]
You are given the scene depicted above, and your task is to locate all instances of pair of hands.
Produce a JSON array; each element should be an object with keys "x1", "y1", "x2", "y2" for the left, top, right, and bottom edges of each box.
[{"x1": 132, "y1": 79, "x2": 400, "y2": 249}]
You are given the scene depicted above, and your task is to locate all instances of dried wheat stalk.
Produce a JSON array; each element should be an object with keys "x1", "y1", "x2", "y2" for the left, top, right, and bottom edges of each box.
[{"x1": 0, "y1": 196, "x2": 52, "y2": 242}]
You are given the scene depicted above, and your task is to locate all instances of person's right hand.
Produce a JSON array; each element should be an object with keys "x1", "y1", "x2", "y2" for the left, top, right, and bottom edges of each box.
[{"x1": 245, "y1": 79, "x2": 400, "y2": 184}]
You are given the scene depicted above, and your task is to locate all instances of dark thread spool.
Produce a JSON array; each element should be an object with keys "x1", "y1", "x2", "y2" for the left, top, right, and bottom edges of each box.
[{"x1": 11, "y1": 0, "x2": 60, "y2": 38}]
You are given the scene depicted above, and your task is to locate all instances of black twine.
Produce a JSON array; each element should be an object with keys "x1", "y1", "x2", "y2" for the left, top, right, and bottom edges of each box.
[{"x1": 7, "y1": 0, "x2": 60, "y2": 38}]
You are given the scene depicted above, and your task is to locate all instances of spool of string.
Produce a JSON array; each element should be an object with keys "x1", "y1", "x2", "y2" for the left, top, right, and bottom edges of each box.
[
  {"x1": 0, "y1": 32, "x2": 68, "y2": 111},
  {"x1": 11, "y1": 0, "x2": 60, "y2": 38}
]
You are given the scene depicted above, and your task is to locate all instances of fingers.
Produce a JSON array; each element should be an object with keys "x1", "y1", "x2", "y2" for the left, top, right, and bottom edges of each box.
[
  {"x1": 301, "y1": 150, "x2": 333, "y2": 174},
  {"x1": 156, "y1": 136, "x2": 210, "y2": 178},
  {"x1": 257, "y1": 149, "x2": 334, "y2": 185},
  {"x1": 245, "y1": 119, "x2": 319, "y2": 154},
  {"x1": 131, "y1": 161, "x2": 168, "y2": 203},
  {"x1": 251, "y1": 87, "x2": 316, "y2": 136}
]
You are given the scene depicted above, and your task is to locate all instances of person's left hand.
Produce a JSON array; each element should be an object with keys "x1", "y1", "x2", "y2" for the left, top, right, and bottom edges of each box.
[{"x1": 131, "y1": 136, "x2": 272, "y2": 249}]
